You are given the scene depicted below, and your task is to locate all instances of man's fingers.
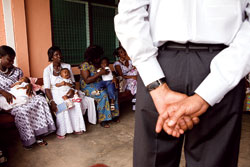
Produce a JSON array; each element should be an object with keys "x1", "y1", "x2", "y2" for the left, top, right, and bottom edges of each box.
[
  {"x1": 168, "y1": 106, "x2": 185, "y2": 127},
  {"x1": 156, "y1": 109, "x2": 170, "y2": 133},
  {"x1": 163, "y1": 123, "x2": 173, "y2": 135},
  {"x1": 155, "y1": 116, "x2": 164, "y2": 133},
  {"x1": 192, "y1": 117, "x2": 200, "y2": 125},
  {"x1": 178, "y1": 118, "x2": 188, "y2": 131},
  {"x1": 163, "y1": 121, "x2": 181, "y2": 138},
  {"x1": 183, "y1": 116, "x2": 193, "y2": 130}
]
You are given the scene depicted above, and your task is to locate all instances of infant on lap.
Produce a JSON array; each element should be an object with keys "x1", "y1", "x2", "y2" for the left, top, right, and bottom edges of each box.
[
  {"x1": 0, "y1": 76, "x2": 32, "y2": 110},
  {"x1": 54, "y1": 68, "x2": 81, "y2": 113}
]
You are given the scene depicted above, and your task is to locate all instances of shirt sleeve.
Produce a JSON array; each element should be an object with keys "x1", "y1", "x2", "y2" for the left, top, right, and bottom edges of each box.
[
  {"x1": 80, "y1": 62, "x2": 90, "y2": 71},
  {"x1": 114, "y1": 0, "x2": 165, "y2": 86},
  {"x1": 16, "y1": 67, "x2": 24, "y2": 80},
  {"x1": 43, "y1": 67, "x2": 51, "y2": 89},
  {"x1": 195, "y1": 2, "x2": 250, "y2": 106}
]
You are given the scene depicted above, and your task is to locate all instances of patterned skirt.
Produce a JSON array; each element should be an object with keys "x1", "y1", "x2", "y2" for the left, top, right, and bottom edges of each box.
[
  {"x1": 80, "y1": 84, "x2": 119, "y2": 123},
  {"x1": 11, "y1": 95, "x2": 56, "y2": 146}
]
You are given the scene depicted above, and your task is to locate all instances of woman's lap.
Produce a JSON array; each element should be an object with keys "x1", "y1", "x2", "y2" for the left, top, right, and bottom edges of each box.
[
  {"x1": 11, "y1": 95, "x2": 55, "y2": 146},
  {"x1": 56, "y1": 102, "x2": 86, "y2": 136},
  {"x1": 126, "y1": 79, "x2": 137, "y2": 96},
  {"x1": 81, "y1": 86, "x2": 119, "y2": 122}
]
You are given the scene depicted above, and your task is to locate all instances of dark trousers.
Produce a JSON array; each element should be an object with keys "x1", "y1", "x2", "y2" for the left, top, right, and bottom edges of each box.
[
  {"x1": 134, "y1": 47, "x2": 245, "y2": 167},
  {"x1": 96, "y1": 80, "x2": 116, "y2": 100}
]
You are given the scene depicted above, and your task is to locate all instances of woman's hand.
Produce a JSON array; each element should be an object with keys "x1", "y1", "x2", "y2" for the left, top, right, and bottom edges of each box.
[
  {"x1": 130, "y1": 76, "x2": 137, "y2": 80},
  {"x1": 50, "y1": 101, "x2": 58, "y2": 114},
  {"x1": 124, "y1": 75, "x2": 137, "y2": 80},
  {"x1": 45, "y1": 88, "x2": 57, "y2": 114},
  {"x1": 112, "y1": 77, "x2": 119, "y2": 89},
  {"x1": 26, "y1": 83, "x2": 33, "y2": 97},
  {"x1": 0, "y1": 90, "x2": 16, "y2": 104}
]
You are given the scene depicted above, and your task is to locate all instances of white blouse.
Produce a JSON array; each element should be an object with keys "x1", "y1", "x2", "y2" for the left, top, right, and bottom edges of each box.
[{"x1": 43, "y1": 63, "x2": 75, "y2": 89}]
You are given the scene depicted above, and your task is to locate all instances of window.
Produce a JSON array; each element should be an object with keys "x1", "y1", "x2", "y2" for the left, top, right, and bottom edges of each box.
[
  {"x1": 51, "y1": 0, "x2": 119, "y2": 65},
  {"x1": 92, "y1": 4, "x2": 117, "y2": 62}
]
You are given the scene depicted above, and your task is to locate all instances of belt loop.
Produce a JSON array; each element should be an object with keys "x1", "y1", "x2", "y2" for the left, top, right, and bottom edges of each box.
[
  {"x1": 209, "y1": 47, "x2": 213, "y2": 53},
  {"x1": 185, "y1": 43, "x2": 189, "y2": 53}
]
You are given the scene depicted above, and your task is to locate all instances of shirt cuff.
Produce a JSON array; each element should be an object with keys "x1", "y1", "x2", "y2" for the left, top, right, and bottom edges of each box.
[
  {"x1": 194, "y1": 73, "x2": 230, "y2": 106},
  {"x1": 135, "y1": 57, "x2": 165, "y2": 86}
]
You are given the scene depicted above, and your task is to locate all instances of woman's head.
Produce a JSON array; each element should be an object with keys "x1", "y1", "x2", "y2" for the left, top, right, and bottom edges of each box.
[
  {"x1": 84, "y1": 45, "x2": 104, "y2": 64},
  {"x1": 0, "y1": 45, "x2": 16, "y2": 69},
  {"x1": 113, "y1": 47, "x2": 128, "y2": 61},
  {"x1": 47, "y1": 46, "x2": 62, "y2": 62}
]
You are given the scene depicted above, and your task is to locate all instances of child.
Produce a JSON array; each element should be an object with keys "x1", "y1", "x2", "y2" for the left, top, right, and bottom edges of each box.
[
  {"x1": 93, "y1": 57, "x2": 117, "y2": 111},
  {"x1": 0, "y1": 76, "x2": 32, "y2": 110},
  {"x1": 55, "y1": 68, "x2": 81, "y2": 109}
]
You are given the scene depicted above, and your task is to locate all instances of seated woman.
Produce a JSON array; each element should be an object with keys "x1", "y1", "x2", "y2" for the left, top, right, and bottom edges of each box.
[
  {"x1": 80, "y1": 45, "x2": 119, "y2": 128},
  {"x1": 0, "y1": 45, "x2": 56, "y2": 149},
  {"x1": 113, "y1": 47, "x2": 138, "y2": 109},
  {"x1": 43, "y1": 46, "x2": 87, "y2": 139}
]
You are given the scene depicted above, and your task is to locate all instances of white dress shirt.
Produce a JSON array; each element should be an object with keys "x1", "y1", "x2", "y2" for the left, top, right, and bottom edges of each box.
[{"x1": 115, "y1": 0, "x2": 250, "y2": 106}]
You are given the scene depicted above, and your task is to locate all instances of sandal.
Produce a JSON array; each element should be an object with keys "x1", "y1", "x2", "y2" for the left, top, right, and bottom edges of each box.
[
  {"x1": 110, "y1": 103, "x2": 115, "y2": 111},
  {"x1": 100, "y1": 121, "x2": 110, "y2": 128},
  {"x1": 36, "y1": 139, "x2": 48, "y2": 146},
  {"x1": 74, "y1": 131, "x2": 83, "y2": 135},
  {"x1": 113, "y1": 117, "x2": 120, "y2": 123},
  {"x1": 57, "y1": 135, "x2": 66, "y2": 139},
  {"x1": 72, "y1": 98, "x2": 82, "y2": 103},
  {"x1": 23, "y1": 145, "x2": 32, "y2": 150}
]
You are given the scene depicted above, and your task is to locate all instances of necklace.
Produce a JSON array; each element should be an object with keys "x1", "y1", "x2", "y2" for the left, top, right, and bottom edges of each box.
[
  {"x1": 119, "y1": 59, "x2": 126, "y2": 65},
  {"x1": 0, "y1": 67, "x2": 8, "y2": 74},
  {"x1": 53, "y1": 65, "x2": 61, "y2": 74}
]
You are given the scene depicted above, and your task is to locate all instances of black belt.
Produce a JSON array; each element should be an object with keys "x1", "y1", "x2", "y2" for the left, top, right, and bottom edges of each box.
[{"x1": 159, "y1": 41, "x2": 227, "y2": 52}]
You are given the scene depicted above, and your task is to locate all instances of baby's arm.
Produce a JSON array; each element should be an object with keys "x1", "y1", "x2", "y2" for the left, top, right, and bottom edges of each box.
[
  {"x1": 10, "y1": 81, "x2": 21, "y2": 88},
  {"x1": 16, "y1": 86, "x2": 27, "y2": 90},
  {"x1": 55, "y1": 81, "x2": 66, "y2": 87}
]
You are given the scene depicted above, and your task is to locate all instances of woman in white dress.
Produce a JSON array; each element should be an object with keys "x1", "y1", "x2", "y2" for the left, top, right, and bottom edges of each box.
[{"x1": 43, "y1": 46, "x2": 86, "y2": 139}]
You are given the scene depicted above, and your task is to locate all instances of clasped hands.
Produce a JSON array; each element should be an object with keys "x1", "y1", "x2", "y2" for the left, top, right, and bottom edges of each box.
[{"x1": 150, "y1": 83, "x2": 209, "y2": 138}]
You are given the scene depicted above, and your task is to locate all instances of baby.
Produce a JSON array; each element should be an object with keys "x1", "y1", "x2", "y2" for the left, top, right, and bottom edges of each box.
[
  {"x1": 0, "y1": 77, "x2": 32, "y2": 110},
  {"x1": 93, "y1": 57, "x2": 117, "y2": 111},
  {"x1": 55, "y1": 68, "x2": 81, "y2": 109}
]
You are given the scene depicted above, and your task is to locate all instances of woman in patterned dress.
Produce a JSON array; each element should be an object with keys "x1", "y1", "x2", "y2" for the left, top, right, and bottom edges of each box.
[
  {"x1": 80, "y1": 45, "x2": 119, "y2": 128},
  {"x1": 43, "y1": 46, "x2": 87, "y2": 139},
  {"x1": 0, "y1": 45, "x2": 56, "y2": 149},
  {"x1": 113, "y1": 47, "x2": 138, "y2": 96}
]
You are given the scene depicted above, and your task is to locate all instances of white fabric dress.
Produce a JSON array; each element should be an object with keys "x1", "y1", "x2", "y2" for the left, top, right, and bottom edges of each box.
[{"x1": 43, "y1": 63, "x2": 86, "y2": 136}]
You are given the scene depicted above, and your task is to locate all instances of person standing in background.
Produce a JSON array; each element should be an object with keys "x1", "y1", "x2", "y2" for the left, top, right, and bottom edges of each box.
[{"x1": 115, "y1": 1, "x2": 250, "y2": 167}]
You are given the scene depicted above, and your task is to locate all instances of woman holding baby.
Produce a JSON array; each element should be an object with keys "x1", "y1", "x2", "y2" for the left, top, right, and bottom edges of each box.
[
  {"x1": 43, "y1": 46, "x2": 90, "y2": 139},
  {"x1": 0, "y1": 45, "x2": 55, "y2": 149}
]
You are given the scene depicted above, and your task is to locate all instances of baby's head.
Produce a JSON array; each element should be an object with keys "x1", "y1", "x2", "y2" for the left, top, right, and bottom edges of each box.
[
  {"x1": 60, "y1": 68, "x2": 71, "y2": 79},
  {"x1": 19, "y1": 77, "x2": 30, "y2": 83},
  {"x1": 100, "y1": 57, "x2": 110, "y2": 69}
]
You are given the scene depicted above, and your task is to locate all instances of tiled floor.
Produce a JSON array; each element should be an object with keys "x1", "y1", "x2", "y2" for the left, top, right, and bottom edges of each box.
[{"x1": 0, "y1": 105, "x2": 250, "y2": 167}]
